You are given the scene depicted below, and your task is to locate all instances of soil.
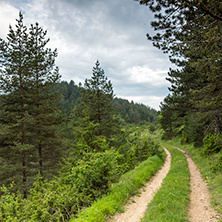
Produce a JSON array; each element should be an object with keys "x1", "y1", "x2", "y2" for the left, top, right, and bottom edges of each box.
[
  {"x1": 177, "y1": 148, "x2": 221, "y2": 222},
  {"x1": 111, "y1": 147, "x2": 171, "y2": 222}
]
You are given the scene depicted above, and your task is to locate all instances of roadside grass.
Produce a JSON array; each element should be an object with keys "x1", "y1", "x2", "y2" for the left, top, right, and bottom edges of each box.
[
  {"x1": 141, "y1": 142, "x2": 190, "y2": 222},
  {"x1": 70, "y1": 150, "x2": 165, "y2": 222},
  {"x1": 170, "y1": 138, "x2": 222, "y2": 218}
]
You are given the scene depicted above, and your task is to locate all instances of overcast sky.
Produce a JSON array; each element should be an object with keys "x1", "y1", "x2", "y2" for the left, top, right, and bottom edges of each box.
[{"x1": 0, "y1": 0, "x2": 173, "y2": 110}]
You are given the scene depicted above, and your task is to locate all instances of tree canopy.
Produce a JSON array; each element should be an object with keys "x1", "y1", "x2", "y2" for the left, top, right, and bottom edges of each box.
[{"x1": 137, "y1": 0, "x2": 222, "y2": 149}]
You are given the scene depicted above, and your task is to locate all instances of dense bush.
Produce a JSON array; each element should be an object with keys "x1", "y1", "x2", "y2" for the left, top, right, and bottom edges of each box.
[
  {"x1": 70, "y1": 154, "x2": 165, "y2": 222},
  {"x1": 210, "y1": 150, "x2": 222, "y2": 173},
  {"x1": 203, "y1": 133, "x2": 222, "y2": 155},
  {"x1": 61, "y1": 149, "x2": 121, "y2": 199},
  {"x1": 0, "y1": 126, "x2": 161, "y2": 221}
]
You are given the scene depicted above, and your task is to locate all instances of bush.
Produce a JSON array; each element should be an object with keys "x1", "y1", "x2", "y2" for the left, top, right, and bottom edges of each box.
[
  {"x1": 0, "y1": 179, "x2": 80, "y2": 221},
  {"x1": 203, "y1": 133, "x2": 222, "y2": 155},
  {"x1": 63, "y1": 149, "x2": 120, "y2": 200},
  {"x1": 210, "y1": 150, "x2": 222, "y2": 173},
  {"x1": 0, "y1": 125, "x2": 162, "y2": 221},
  {"x1": 116, "y1": 136, "x2": 161, "y2": 173},
  {"x1": 0, "y1": 149, "x2": 121, "y2": 221},
  {"x1": 70, "y1": 154, "x2": 165, "y2": 222}
]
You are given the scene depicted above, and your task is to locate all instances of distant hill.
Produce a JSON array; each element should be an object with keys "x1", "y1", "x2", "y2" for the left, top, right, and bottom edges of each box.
[
  {"x1": 54, "y1": 80, "x2": 158, "y2": 124},
  {"x1": 113, "y1": 98, "x2": 158, "y2": 123}
]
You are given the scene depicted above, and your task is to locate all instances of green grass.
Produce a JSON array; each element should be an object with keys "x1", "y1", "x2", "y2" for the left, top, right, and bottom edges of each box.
[
  {"x1": 170, "y1": 138, "x2": 222, "y2": 217},
  {"x1": 69, "y1": 151, "x2": 165, "y2": 222},
  {"x1": 141, "y1": 142, "x2": 190, "y2": 222}
]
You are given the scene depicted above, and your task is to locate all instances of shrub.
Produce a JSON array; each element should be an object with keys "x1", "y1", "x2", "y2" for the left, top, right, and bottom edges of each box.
[
  {"x1": 203, "y1": 133, "x2": 222, "y2": 155},
  {"x1": 210, "y1": 150, "x2": 222, "y2": 173},
  {"x1": 63, "y1": 149, "x2": 120, "y2": 200}
]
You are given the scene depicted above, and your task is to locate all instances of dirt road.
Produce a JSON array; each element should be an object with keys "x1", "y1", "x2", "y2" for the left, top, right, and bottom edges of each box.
[
  {"x1": 177, "y1": 148, "x2": 220, "y2": 222},
  {"x1": 112, "y1": 146, "x2": 221, "y2": 222},
  {"x1": 112, "y1": 147, "x2": 171, "y2": 222}
]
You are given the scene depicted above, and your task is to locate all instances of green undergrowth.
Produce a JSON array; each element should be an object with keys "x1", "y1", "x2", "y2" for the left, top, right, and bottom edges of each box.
[
  {"x1": 169, "y1": 138, "x2": 222, "y2": 218},
  {"x1": 70, "y1": 150, "x2": 165, "y2": 222},
  {"x1": 141, "y1": 142, "x2": 190, "y2": 222}
]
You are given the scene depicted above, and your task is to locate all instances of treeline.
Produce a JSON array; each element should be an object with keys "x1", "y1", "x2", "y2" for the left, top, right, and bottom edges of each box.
[
  {"x1": 0, "y1": 13, "x2": 160, "y2": 221},
  {"x1": 54, "y1": 80, "x2": 158, "y2": 124},
  {"x1": 113, "y1": 98, "x2": 158, "y2": 123},
  {"x1": 139, "y1": 0, "x2": 222, "y2": 156}
]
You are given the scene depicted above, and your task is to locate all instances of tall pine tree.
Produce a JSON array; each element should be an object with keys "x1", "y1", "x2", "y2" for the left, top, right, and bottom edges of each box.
[
  {"x1": 27, "y1": 22, "x2": 62, "y2": 177},
  {"x1": 74, "y1": 61, "x2": 120, "y2": 149},
  {"x1": 0, "y1": 12, "x2": 32, "y2": 197},
  {"x1": 137, "y1": 0, "x2": 222, "y2": 141},
  {"x1": 0, "y1": 12, "x2": 61, "y2": 197}
]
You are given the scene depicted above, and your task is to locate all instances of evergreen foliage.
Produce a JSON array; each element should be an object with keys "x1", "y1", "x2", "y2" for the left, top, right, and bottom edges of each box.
[
  {"x1": 54, "y1": 80, "x2": 158, "y2": 124},
  {"x1": 0, "y1": 12, "x2": 61, "y2": 196},
  {"x1": 78, "y1": 60, "x2": 119, "y2": 138},
  {"x1": 138, "y1": 0, "x2": 222, "y2": 152},
  {"x1": 113, "y1": 98, "x2": 158, "y2": 124},
  {"x1": 70, "y1": 61, "x2": 120, "y2": 149},
  {"x1": 53, "y1": 80, "x2": 80, "y2": 113}
]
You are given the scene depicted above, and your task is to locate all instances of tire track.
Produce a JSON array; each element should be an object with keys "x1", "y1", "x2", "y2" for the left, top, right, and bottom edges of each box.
[
  {"x1": 111, "y1": 147, "x2": 171, "y2": 222},
  {"x1": 177, "y1": 147, "x2": 220, "y2": 222}
]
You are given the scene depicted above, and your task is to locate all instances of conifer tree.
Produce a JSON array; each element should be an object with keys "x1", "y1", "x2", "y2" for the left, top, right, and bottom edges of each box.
[
  {"x1": 75, "y1": 61, "x2": 120, "y2": 148},
  {"x1": 0, "y1": 12, "x2": 32, "y2": 197},
  {"x1": 0, "y1": 12, "x2": 61, "y2": 196},
  {"x1": 137, "y1": 0, "x2": 222, "y2": 140},
  {"x1": 27, "y1": 22, "x2": 62, "y2": 177}
]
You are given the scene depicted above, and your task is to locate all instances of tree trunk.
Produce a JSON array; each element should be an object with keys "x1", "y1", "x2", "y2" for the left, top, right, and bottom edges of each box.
[
  {"x1": 39, "y1": 143, "x2": 43, "y2": 176},
  {"x1": 19, "y1": 64, "x2": 27, "y2": 198},
  {"x1": 22, "y1": 150, "x2": 27, "y2": 199},
  {"x1": 215, "y1": 112, "x2": 220, "y2": 135}
]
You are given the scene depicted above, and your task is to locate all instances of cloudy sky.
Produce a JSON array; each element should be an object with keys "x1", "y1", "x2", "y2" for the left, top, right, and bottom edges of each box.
[{"x1": 0, "y1": 0, "x2": 173, "y2": 110}]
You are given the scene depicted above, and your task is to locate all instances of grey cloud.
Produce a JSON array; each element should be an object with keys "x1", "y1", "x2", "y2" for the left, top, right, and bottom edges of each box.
[{"x1": 1, "y1": 0, "x2": 172, "y2": 109}]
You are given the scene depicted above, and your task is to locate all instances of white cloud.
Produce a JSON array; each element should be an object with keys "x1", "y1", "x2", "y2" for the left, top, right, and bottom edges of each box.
[
  {"x1": 127, "y1": 66, "x2": 169, "y2": 87},
  {"x1": 0, "y1": 0, "x2": 173, "y2": 110},
  {"x1": 0, "y1": 2, "x2": 18, "y2": 38},
  {"x1": 121, "y1": 95, "x2": 165, "y2": 111}
]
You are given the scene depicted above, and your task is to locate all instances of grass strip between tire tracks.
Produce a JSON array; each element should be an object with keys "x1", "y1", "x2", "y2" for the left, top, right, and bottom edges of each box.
[
  {"x1": 70, "y1": 150, "x2": 165, "y2": 222},
  {"x1": 170, "y1": 138, "x2": 222, "y2": 219},
  {"x1": 141, "y1": 142, "x2": 190, "y2": 222}
]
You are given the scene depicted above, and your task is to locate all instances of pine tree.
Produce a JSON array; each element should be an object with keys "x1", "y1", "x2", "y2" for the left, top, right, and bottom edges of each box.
[
  {"x1": 137, "y1": 0, "x2": 222, "y2": 139},
  {"x1": 0, "y1": 12, "x2": 32, "y2": 197},
  {"x1": 0, "y1": 12, "x2": 61, "y2": 196},
  {"x1": 27, "y1": 22, "x2": 62, "y2": 177},
  {"x1": 74, "y1": 61, "x2": 120, "y2": 148}
]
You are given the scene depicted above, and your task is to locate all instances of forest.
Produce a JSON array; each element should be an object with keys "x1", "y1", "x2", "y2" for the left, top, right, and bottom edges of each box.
[
  {"x1": 0, "y1": 0, "x2": 222, "y2": 220},
  {"x1": 0, "y1": 12, "x2": 159, "y2": 221},
  {"x1": 54, "y1": 80, "x2": 158, "y2": 124}
]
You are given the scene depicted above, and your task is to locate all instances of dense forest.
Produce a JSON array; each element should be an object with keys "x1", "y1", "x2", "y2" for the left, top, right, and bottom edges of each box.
[
  {"x1": 54, "y1": 80, "x2": 158, "y2": 124},
  {"x1": 0, "y1": 12, "x2": 159, "y2": 221}
]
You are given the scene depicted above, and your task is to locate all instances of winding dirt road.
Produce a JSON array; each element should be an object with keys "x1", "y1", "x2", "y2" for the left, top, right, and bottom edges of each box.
[
  {"x1": 111, "y1": 147, "x2": 171, "y2": 222},
  {"x1": 111, "y1": 146, "x2": 221, "y2": 222}
]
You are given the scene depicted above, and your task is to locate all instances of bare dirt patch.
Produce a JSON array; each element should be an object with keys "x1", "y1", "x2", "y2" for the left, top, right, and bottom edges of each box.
[
  {"x1": 111, "y1": 147, "x2": 171, "y2": 222},
  {"x1": 177, "y1": 148, "x2": 221, "y2": 222}
]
